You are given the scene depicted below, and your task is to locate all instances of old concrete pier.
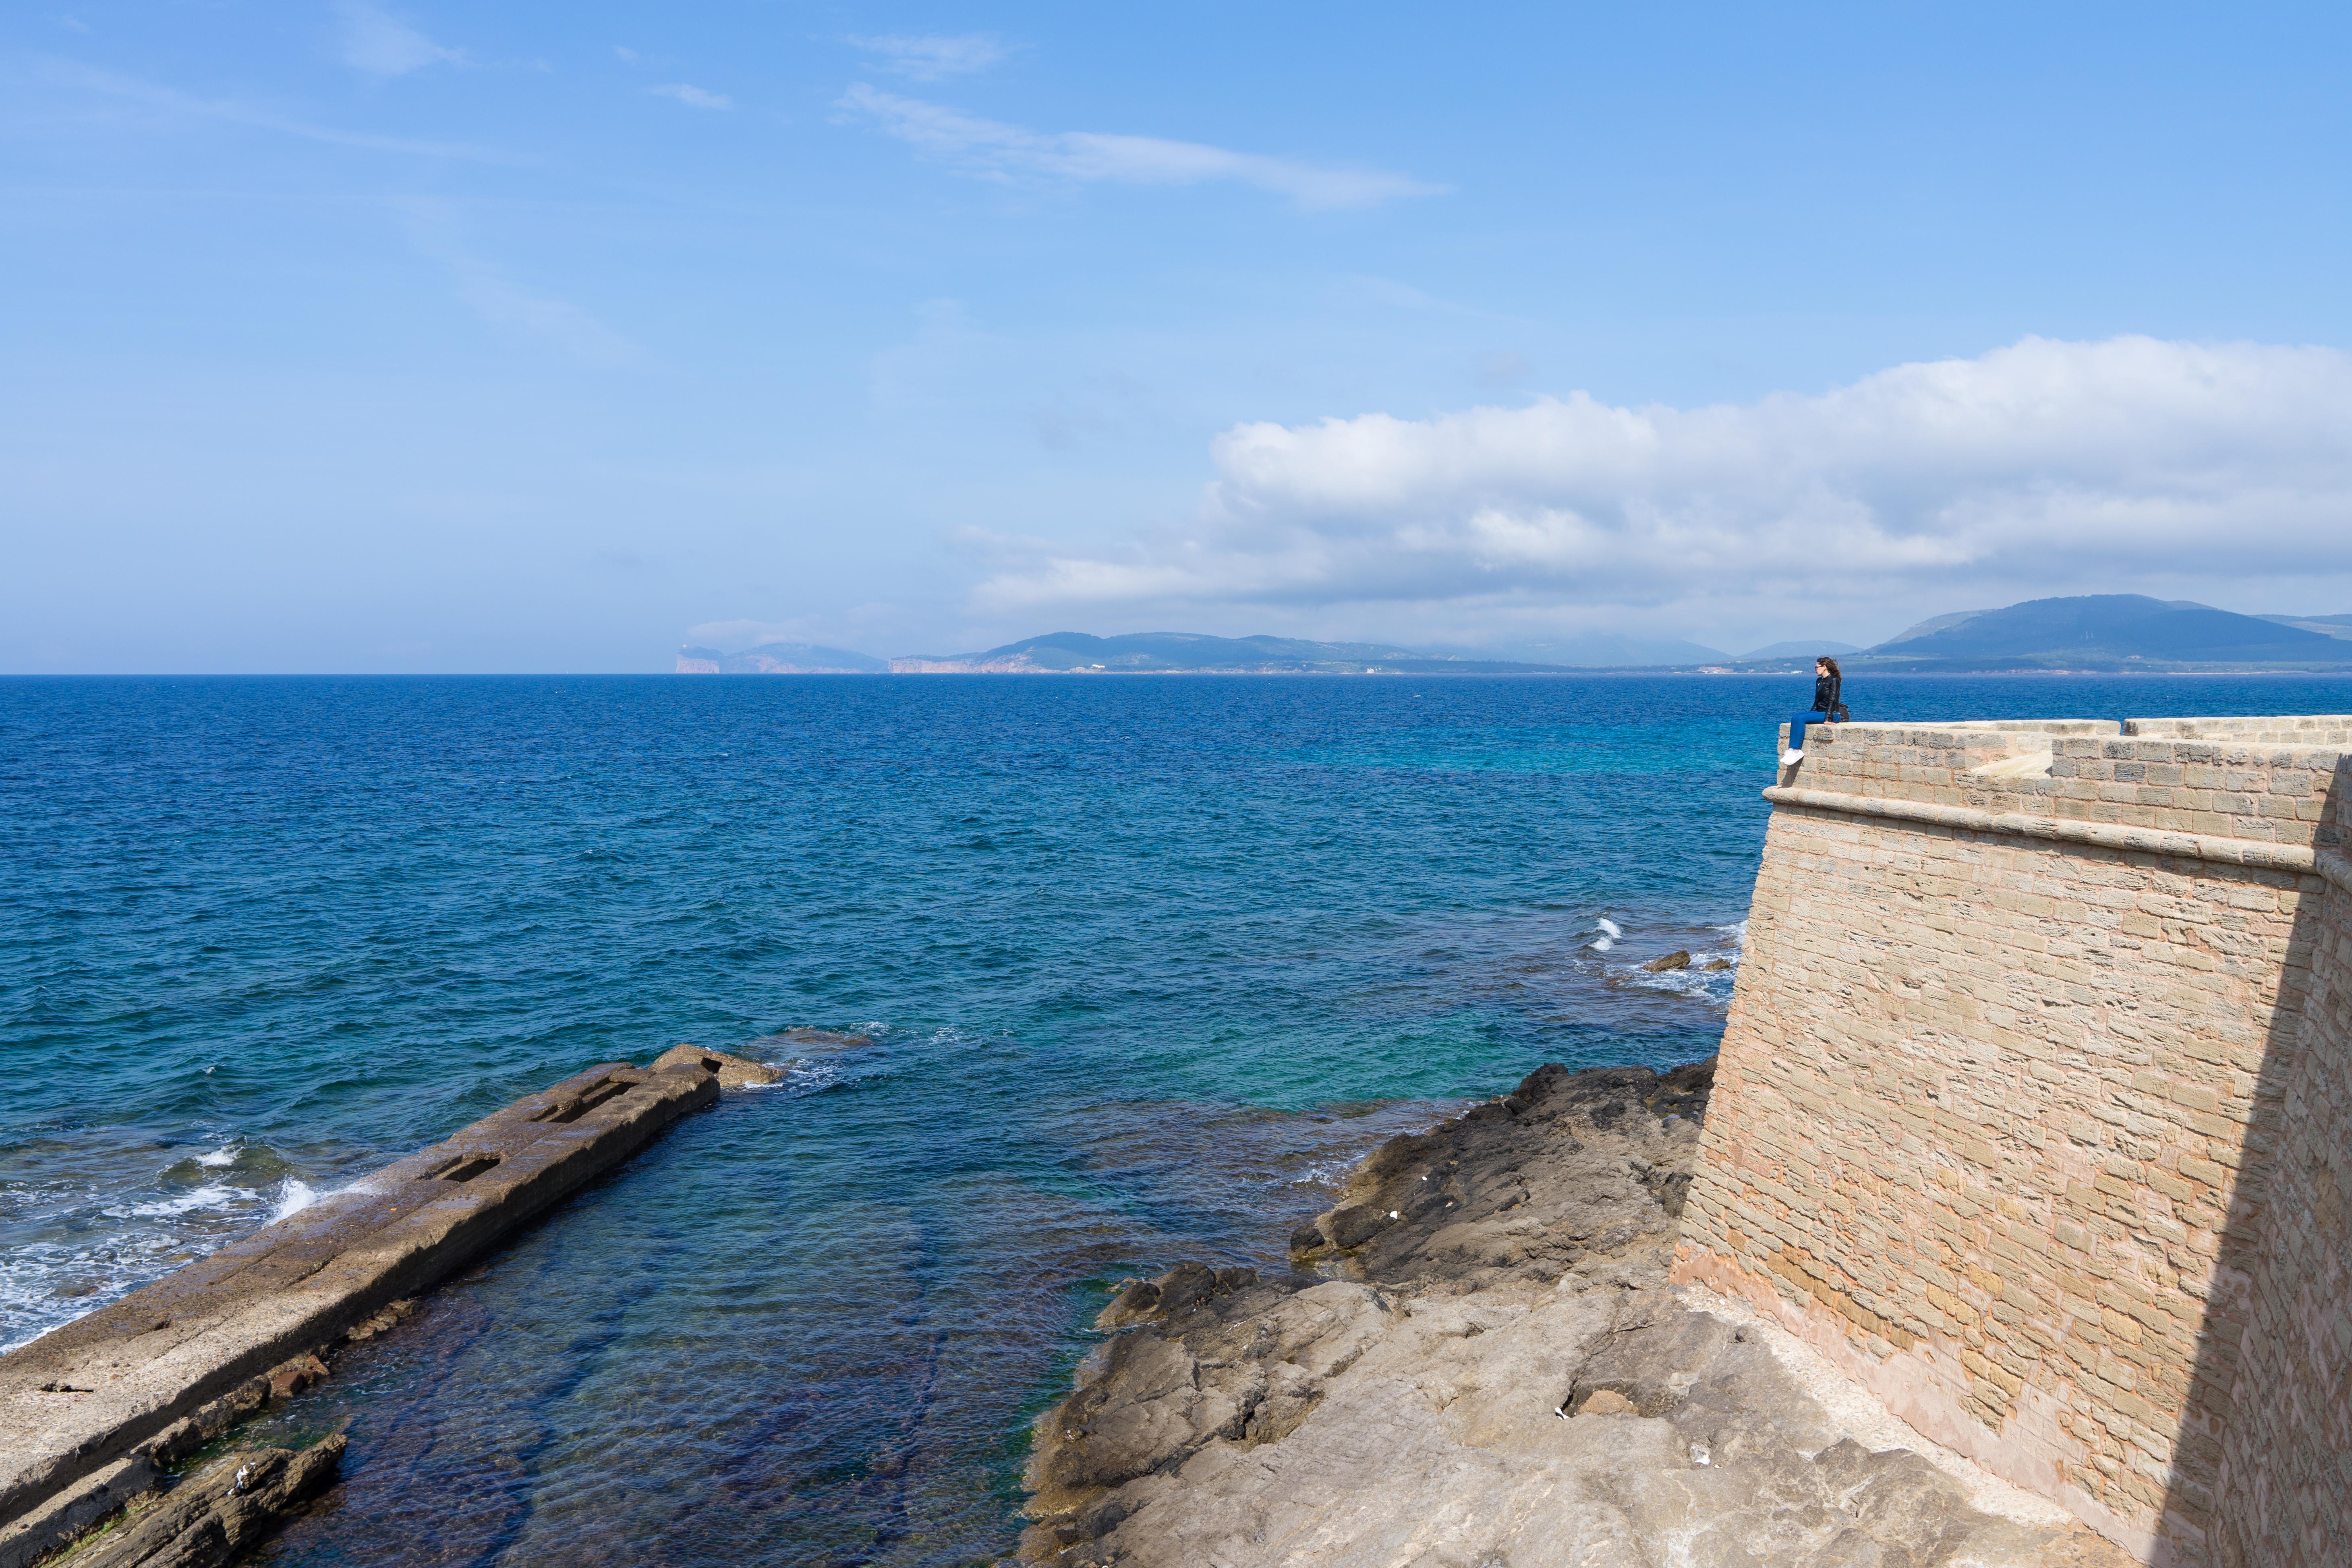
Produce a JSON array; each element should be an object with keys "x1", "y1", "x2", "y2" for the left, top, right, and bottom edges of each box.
[{"x1": 0, "y1": 1054, "x2": 732, "y2": 1564}]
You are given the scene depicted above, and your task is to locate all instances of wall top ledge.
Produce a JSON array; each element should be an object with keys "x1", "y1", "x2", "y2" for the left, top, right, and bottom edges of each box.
[
  {"x1": 1933, "y1": 719, "x2": 2121, "y2": 735},
  {"x1": 1775, "y1": 716, "x2": 2351, "y2": 851},
  {"x1": 2124, "y1": 715, "x2": 2352, "y2": 744},
  {"x1": 1761, "y1": 785, "x2": 2350, "y2": 889}
]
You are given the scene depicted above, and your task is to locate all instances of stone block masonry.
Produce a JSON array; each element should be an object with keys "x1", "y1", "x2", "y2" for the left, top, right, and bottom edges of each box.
[
  {"x1": 0, "y1": 1057, "x2": 725, "y2": 1566},
  {"x1": 1672, "y1": 715, "x2": 2352, "y2": 1568}
]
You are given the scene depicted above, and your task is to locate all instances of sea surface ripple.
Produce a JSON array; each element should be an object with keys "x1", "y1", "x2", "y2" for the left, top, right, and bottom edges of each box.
[{"x1": 4, "y1": 671, "x2": 2348, "y2": 1564}]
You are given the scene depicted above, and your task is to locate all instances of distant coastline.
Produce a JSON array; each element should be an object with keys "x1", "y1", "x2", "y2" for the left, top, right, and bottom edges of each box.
[
  {"x1": 677, "y1": 632, "x2": 1585, "y2": 677},
  {"x1": 681, "y1": 596, "x2": 2352, "y2": 679}
]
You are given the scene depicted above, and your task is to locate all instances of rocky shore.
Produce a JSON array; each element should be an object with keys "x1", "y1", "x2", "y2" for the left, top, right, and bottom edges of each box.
[{"x1": 1020, "y1": 1060, "x2": 2131, "y2": 1568}]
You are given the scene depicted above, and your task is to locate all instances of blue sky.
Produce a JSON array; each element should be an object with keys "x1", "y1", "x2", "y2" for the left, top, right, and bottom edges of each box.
[{"x1": 7, "y1": 2, "x2": 2351, "y2": 670}]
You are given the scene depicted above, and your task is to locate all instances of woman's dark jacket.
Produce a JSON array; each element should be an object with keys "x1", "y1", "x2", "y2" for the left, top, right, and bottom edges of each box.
[{"x1": 1811, "y1": 671, "x2": 1842, "y2": 715}]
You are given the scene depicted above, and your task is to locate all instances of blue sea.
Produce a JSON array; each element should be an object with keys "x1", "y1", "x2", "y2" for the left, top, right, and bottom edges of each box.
[{"x1": 6, "y1": 672, "x2": 2350, "y2": 1565}]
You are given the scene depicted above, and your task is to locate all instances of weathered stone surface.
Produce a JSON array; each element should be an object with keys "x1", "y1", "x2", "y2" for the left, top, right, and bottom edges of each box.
[
  {"x1": 1641, "y1": 949, "x2": 1693, "y2": 972},
  {"x1": 649, "y1": 1043, "x2": 785, "y2": 1088},
  {"x1": 1289, "y1": 1060, "x2": 1714, "y2": 1290},
  {"x1": 0, "y1": 1454, "x2": 161, "y2": 1568},
  {"x1": 0, "y1": 1059, "x2": 718, "y2": 1560},
  {"x1": 68, "y1": 1438, "x2": 344, "y2": 1568},
  {"x1": 2211, "y1": 758, "x2": 2352, "y2": 1568},
  {"x1": 1023, "y1": 1060, "x2": 2126, "y2": 1567}
]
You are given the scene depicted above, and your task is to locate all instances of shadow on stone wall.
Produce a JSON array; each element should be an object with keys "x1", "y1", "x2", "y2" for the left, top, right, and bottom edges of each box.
[{"x1": 2165, "y1": 761, "x2": 2348, "y2": 1568}]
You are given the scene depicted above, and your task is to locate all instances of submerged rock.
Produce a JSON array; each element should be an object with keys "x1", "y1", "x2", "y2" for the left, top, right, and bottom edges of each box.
[
  {"x1": 765, "y1": 1027, "x2": 874, "y2": 1050},
  {"x1": 1640, "y1": 950, "x2": 1692, "y2": 972},
  {"x1": 1022, "y1": 1058, "x2": 2128, "y2": 1567}
]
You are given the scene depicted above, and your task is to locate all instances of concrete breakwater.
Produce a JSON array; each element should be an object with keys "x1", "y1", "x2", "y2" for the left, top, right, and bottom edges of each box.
[{"x1": 0, "y1": 1046, "x2": 764, "y2": 1567}]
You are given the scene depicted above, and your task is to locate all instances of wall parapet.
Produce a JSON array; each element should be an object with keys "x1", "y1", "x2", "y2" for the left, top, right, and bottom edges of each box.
[
  {"x1": 1775, "y1": 720, "x2": 2345, "y2": 851},
  {"x1": 2124, "y1": 715, "x2": 2352, "y2": 746}
]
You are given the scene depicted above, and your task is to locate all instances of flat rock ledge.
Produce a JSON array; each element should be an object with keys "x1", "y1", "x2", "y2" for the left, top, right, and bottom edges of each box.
[
  {"x1": 1022, "y1": 1060, "x2": 2132, "y2": 1568},
  {"x1": 0, "y1": 1054, "x2": 741, "y2": 1568},
  {"x1": 59, "y1": 1435, "x2": 345, "y2": 1568}
]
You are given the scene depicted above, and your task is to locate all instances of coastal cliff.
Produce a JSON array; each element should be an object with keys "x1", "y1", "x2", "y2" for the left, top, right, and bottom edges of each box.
[{"x1": 1020, "y1": 1060, "x2": 2130, "y2": 1568}]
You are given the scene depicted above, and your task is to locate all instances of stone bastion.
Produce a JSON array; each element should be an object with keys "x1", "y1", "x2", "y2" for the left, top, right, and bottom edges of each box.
[{"x1": 1672, "y1": 713, "x2": 2352, "y2": 1568}]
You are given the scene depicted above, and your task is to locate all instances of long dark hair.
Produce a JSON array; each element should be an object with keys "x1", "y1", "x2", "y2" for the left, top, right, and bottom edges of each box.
[{"x1": 1818, "y1": 656, "x2": 1842, "y2": 679}]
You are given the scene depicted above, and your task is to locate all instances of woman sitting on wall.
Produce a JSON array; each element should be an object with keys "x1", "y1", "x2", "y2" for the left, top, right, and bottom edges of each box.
[{"x1": 1780, "y1": 657, "x2": 1844, "y2": 768}]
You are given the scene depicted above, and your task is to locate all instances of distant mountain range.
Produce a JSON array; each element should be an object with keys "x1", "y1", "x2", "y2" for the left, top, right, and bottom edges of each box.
[
  {"x1": 678, "y1": 597, "x2": 2352, "y2": 676},
  {"x1": 2258, "y1": 613, "x2": 2352, "y2": 640},
  {"x1": 1838, "y1": 595, "x2": 2352, "y2": 672}
]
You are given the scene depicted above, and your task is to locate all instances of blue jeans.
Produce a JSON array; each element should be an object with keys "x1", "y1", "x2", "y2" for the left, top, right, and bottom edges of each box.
[{"x1": 1787, "y1": 711, "x2": 1829, "y2": 754}]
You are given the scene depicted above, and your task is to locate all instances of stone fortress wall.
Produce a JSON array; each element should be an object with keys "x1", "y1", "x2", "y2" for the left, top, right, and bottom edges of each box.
[{"x1": 1671, "y1": 713, "x2": 2352, "y2": 1568}]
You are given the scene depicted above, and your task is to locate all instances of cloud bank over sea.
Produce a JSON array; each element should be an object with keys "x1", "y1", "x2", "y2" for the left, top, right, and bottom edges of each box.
[{"x1": 964, "y1": 336, "x2": 2352, "y2": 650}]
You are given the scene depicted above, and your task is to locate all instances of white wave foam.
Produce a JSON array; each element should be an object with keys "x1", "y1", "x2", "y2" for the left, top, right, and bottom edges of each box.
[
  {"x1": 1615, "y1": 955, "x2": 1741, "y2": 1005},
  {"x1": 778, "y1": 1058, "x2": 848, "y2": 1098},
  {"x1": 268, "y1": 1180, "x2": 321, "y2": 1222},
  {"x1": 1595, "y1": 918, "x2": 1623, "y2": 938},
  {"x1": 112, "y1": 1183, "x2": 255, "y2": 1220},
  {"x1": 1588, "y1": 937, "x2": 1614, "y2": 951},
  {"x1": 7, "y1": 1152, "x2": 352, "y2": 1351},
  {"x1": 1286, "y1": 1154, "x2": 1363, "y2": 1187}
]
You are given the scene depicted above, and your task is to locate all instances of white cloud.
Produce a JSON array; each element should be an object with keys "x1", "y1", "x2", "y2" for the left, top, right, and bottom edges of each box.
[
  {"x1": 966, "y1": 337, "x2": 2352, "y2": 631},
  {"x1": 685, "y1": 613, "x2": 900, "y2": 655},
  {"x1": 334, "y1": 2, "x2": 467, "y2": 77},
  {"x1": 399, "y1": 203, "x2": 633, "y2": 364},
  {"x1": 836, "y1": 84, "x2": 1444, "y2": 210},
  {"x1": 843, "y1": 33, "x2": 1011, "y2": 82},
  {"x1": 44, "y1": 59, "x2": 503, "y2": 159},
  {"x1": 650, "y1": 82, "x2": 731, "y2": 110},
  {"x1": 450, "y1": 267, "x2": 632, "y2": 363}
]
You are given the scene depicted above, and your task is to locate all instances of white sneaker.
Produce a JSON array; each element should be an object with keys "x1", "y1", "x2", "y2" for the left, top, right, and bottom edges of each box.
[{"x1": 1781, "y1": 748, "x2": 1803, "y2": 766}]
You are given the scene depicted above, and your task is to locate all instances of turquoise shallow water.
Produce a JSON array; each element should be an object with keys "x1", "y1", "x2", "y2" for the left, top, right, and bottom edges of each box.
[{"x1": 5, "y1": 671, "x2": 2350, "y2": 1565}]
